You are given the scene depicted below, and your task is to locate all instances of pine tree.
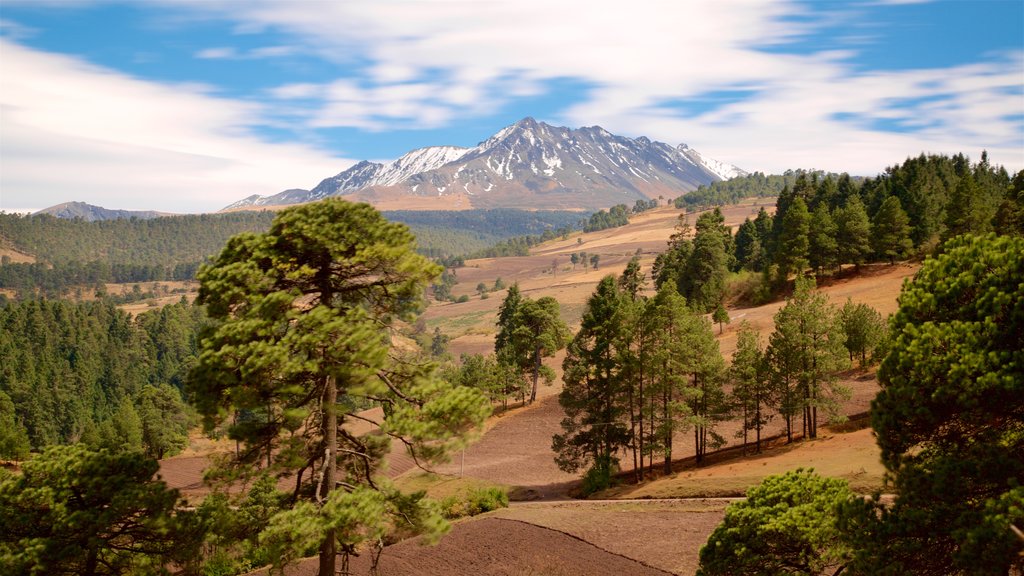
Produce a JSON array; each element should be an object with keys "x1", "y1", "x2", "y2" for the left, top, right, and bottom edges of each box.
[
  {"x1": 871, "y1": 196, "x2": 913, "y2": 264},
  {"x1": 774, "y1": 197, "x2": 811, "y2": 284},
  {"x1": 730, "y1": 322, "x2": 770, "y2": 453},
  {"x1": 841, "y1": 234, "x2": 1024, "y2": 574},
  {"x1": 838, "y1": 299, "x2": 886, "y2": 367},
  {"x1": 190, "y1": 199, "x2": 489, "y2": 574},
  {"x1": 808, "y1": 203, "x2": 839, "y2": 275},
  {"x1": 766, "y1": 277, "x2": 850, "y2": 441},
  {"x1": 553, "y1": 276, "x2": 631, "y2": 493},
  {"x1": 834, "y1": 195, "x2": 872, "y2": 271}
]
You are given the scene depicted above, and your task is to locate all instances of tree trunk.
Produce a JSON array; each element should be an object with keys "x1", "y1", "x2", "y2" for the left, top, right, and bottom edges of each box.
[
  {"x1": 319, "y1": 375, "x2": 337, "y2": 576},
  {"x1": 530, "y1": 345, "x2": 540, "y2": 404}
]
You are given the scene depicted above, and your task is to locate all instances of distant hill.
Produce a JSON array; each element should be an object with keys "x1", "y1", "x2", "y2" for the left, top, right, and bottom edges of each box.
[
  {"x1": 224, "y1": 117, "x2": 746, "y2": 212},
  {"x1": 35, "y1": 202, "x2": 170, "y2": 221}
]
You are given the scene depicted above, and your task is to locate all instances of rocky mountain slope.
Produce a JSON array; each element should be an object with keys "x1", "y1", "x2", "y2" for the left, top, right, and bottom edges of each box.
[{"x1": 224, "y1": 118, "x2": 745, "y2": 211}]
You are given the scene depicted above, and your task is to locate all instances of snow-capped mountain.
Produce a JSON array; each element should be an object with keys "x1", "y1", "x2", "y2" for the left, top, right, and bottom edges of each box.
[{"x1": 224, "y1": 118, "x2": 746, "y2": 211}]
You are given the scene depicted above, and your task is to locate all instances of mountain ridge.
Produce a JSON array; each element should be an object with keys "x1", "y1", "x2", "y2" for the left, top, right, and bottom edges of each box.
[
  {"x1": 34, "y1": 201, "x2": 172, "y2": 221},
  {"x1": 224, "y1": 118, "x2": 745, "y2": 211}
]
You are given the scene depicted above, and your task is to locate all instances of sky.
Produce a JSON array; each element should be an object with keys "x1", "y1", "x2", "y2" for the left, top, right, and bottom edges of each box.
[{"x1": 0, "y1": 0, "x2": 1022, "y2": 214}]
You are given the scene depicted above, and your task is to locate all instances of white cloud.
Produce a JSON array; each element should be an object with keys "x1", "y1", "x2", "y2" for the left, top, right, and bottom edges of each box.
[
  {"x1": 163, "y1": 0, "x2": 1023, "y2": 174},
  {"x1": 195, "y1": 46, "x2": 237, "y2": 59},
  {"x1": 0, "y1": 39, "x2": 352, "y2": 213},
  {"x1": 195, "y1": 44, "x2": 297, "y2": 60}
]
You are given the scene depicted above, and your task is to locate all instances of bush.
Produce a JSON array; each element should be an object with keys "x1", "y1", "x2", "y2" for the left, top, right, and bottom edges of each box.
[
  {"x1": 580, "y1": 455, "x2": 617, "y2": 497},
  {"x1": 463, "y1": 487, "x2": 509, "y2": 515},
  {"x1": 436, "y1": 487, "x2": 509, "y2": 519},
  {"x1": 725, "y1": 270, "x2": 769, "y2": 306}
]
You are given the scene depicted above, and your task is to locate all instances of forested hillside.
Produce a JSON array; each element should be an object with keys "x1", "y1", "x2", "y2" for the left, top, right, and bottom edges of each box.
[
  {"x1": 655, "y1": 152, "x2": 1022, "y2": 310},
  {"x1": 0, "y1": 207, "x2": 586, "y2": 297},
  {"x1": 0, "y1": 298, "x2": 203, "y2": 457}
]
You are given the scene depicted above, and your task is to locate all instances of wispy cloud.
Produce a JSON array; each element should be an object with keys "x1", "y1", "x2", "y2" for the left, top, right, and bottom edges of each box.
[
  {"x1": 194, "y1": 44, "x2": 298, "y2": 60},
  {"x1": 171, "y1": 0, "x2": 1023, "y2": 172},
  {"x1": 0, "y1": 39, "x2": 351, "y2": 213}
]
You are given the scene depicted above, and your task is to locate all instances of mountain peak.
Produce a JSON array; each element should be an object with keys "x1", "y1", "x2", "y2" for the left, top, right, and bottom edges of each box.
[{"x1": 222, "y1": 121, "x2": 746, "y2": 211}]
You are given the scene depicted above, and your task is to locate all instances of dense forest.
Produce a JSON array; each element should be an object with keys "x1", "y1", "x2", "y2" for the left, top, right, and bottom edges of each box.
[
  {"x1": 0, "y1": 298, "x2": 203, "y2": 457},
  {"x1": 0, "y1": 207, "x2": 588, "y2": 297}
]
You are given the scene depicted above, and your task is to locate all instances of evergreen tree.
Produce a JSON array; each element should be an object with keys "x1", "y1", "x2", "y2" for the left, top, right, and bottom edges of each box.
[
  {"x1": 698, "y1": 470, "x2": 854, "y2": 576},
  {"x1": 774, "y1": 196, "x2": 811, "y2": 285},
  {"x1": 682, "y1": 310, "x2": 728, "y2": 465},
  {"x1": 684, "y1": 209, "x2": 731, "y2": 312},
  {"x1": 766, "y1": 277, "x2": 850, "y2": 441},
  {"x1": 808, "y1": 202, "x2": 839, "y2": 275},
  {"x1": 841, "y1": 234, "x2": 1024, "y2": 575},
  {"x1": 834, "y1": 195, "x2": 872, "y2": 271},
  {"x1": 838, "y1": 299, "x2": 886, "y2": 368},
  {"x1": 871, "y1": 196, "x2": 913, "y2": 264},
  {"x1": 136, "y1": 383, "x2": 190, "y2": 460},
  {"x1": 553, "y1": 276, "x2": 631, "y2": 493},
  {"x1": 513, "y1": 297, "x2": 571, "y2": 404},
  {"x1": 618, "y1": 256, "x2": 645, "y2": 300},
  {"x1": 733, "y1": 218, "x2": 763, "y2": 272},
  {"x1": 712, "y1": 303, "x2": 729, "y2": 334},
  {"x1": 0, "y1": 445, "x2": 201, "y2": 575},
  {"x1": 0, "y1": 391, "x2": 30, "y2": 460},
  {"x1": 494, "y1": 283, "x2": 523, "y2": 356},
  {"x1": 729, "y1": 322, "x2": 770, "y2": 454},
  {"x1": 645, "y1": 282, "x2": 698, "y2": 471},
  {"x1": 190, "y1": 199, "x2": 489, "y2": 574},
  {"x1": 943, "y1": 171, "x2": 996, "y2": 241}
]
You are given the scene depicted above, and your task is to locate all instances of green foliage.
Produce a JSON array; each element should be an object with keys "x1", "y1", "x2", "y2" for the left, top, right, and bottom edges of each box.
[
  {"x1": 674, "y1": 170, "x2": 824, "y2": 210},
  {"x1": 190, "y1": 199, "x2": 489, "y2": 573},
  {"x1": 136, "y1": 383, "x2": 190, "y2": 459},
  {"x1": 462, "y1": 486, "x2": 510, "y2": 515},
  {"x1": 729, "y1": 322, "x2": 770, "y2": 453},
  {"x1": 750, "y1": 153, "x2": 1014, "y2": 279},
  {"x1": 808, "y1": 202, "x2": 839, "y2": 275},
  {"x1": 838, "y1": 299, "x2": 887, "y2": 367},
  {"x1": 774, "y1": 196, "x2": 810, "y2": 283},
  {"x1": 441, "y1": 353, "x2": 527, "y2": 410},
  {"x1": 844, "y1": 234, "x2": 1024, "y2": 575},
  {"x1": 0, "y1": 298, "x2": 203, "y2": 451},
  {"x1": 871, "y1": 195, "x2": 914, "y2": 263},
  {"x1": 0, "y1": 391, "x2": 30, "y2": 460},
  {"x1": 437, "y1": 486, "x2": 510, "y2": 519},
  {"x1": 0, "y1": 445, "x2": 201, "y2": 575},
  {"x1": 766, "y1": 277, "x2": 850, "y2": 442},
  {"x1": 584, "y1": 204, "x2": 630, "y2": 232},
  {"x1": 554, "y1": 276, "x2": 632, "y2": 476},
  {"x1": 697, "y1": 469, "x2": 854, "y2": 576},
  {"x1": 834, "y1": 194, "x2": 872, "y2": 270},
  {"x1": 194, "y1": 474, "x2": 289, "y2": 576},
  {"x1": 494, "y1": 286, "x2": 570, "y2": 404}
]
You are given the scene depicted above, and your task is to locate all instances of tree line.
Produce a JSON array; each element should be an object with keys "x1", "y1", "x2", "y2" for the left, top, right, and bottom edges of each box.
[
  {"x1": 742, "y1": 153, "x2": 1022, "y2": 291},
  {"x1": 550, "y1": 259, "x2": 881, "y2": 494},
  {"x1": 674, "y1": 169, "x2": 831, "y2": 210}
]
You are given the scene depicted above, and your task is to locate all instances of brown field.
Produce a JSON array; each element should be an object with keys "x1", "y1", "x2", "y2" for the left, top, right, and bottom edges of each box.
[{"x1": 251, "y1": 517, "x2": 676, "y2": 576}]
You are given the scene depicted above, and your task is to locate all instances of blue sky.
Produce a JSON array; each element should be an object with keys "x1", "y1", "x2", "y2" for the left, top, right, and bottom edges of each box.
[{"x1": 1, "y1": 0, "x2": 1021, "y2": 213}]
